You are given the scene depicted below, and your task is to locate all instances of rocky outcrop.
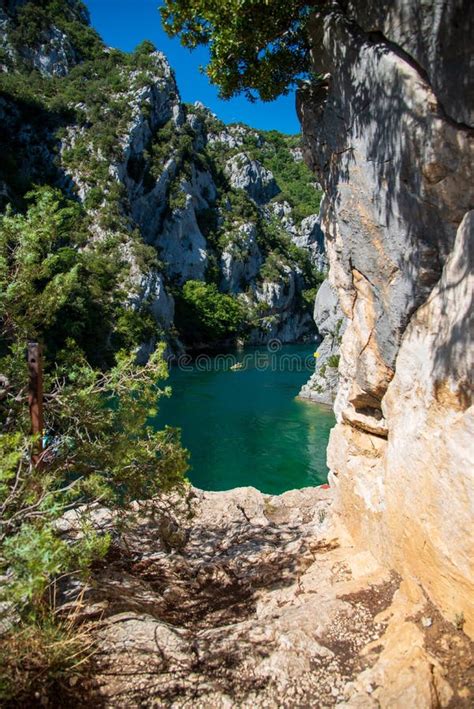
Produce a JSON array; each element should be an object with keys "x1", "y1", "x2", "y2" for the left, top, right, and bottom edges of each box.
[
  {"x1": 208, "y1": 122, "x2": 263, "y2": 150},
  {"x1": 298, "y1": 0, "x2": 474, "y2": 636},
  {"x1": 0, "y1": 0, "x2": 98, "y2": 75},
  {"x1": 299, "y1": 279, "x2": 346, "y2": 405},
  {"x1": 60, "y1": 487, "x2": 474, "y2": 707},
  {"x1": 220, "y1": 222, "x2": 263, "y2": 293},
  {"x1": 248, "y1": 263, "x2": 314, "y2": 344},
  {"x1": 135, "y1": 272, "x2": 175, "y2": 330},
  {"x1": 292, "y1": 213, "x2": 327, "y2": 272},
  {"x1": 23, "y1": 26, "x2": 77, "y2": 77},
  {"x1": 225, "y1": 152, "x2": 280, "y2": 204},
  {"x1": 268, "y1": 202, "x2": 327, "y2": 272},
  {"x1": 158, "y1": 199, "x2": 209, "y2": 283}
]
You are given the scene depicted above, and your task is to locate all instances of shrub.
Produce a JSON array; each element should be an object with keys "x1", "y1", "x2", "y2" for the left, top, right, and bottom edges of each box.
[
  {"x1": 260, "y1": 252, "x2": 287, "y2": 282},
  {"x1": 0, "y1": 186, "x2": 125, "y2": 365},
  {"x1": 301, "y1": 287, "x2": 317, "y2": 310},
  {"x1": 0, "y1": 609, "x2": 97, "y2": 705},
  {"x1": 260, "y1": 131, "x2": 322, "y2": 223},
  {"x1": 0, "y1": 186, "x2": 189, "y2": 702},
  {"x1": 175, "y1": 280, "x2": 244, "y2": 345}
]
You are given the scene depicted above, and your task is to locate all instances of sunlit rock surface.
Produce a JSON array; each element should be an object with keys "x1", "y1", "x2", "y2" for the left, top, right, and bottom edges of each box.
[
  {"x1": 299, "y1": 279, "x2": 347, "y2": 406},
  {"x1": 60, "y1": 487, "x2": 473, "y2": 706},
  {"x1": 225, "y1": 152, "x2": 280, "y2": 205},
  {"x1": 298, "y1": 0, "x2": 474, "y2": 636},
  {"x1": 220, "y1": 222, "x2": 263, "y2": 294}
]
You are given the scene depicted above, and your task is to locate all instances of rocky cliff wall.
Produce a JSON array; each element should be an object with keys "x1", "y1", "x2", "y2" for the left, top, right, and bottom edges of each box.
[
  {"x1": 298, "y1": 277, "x2": 346, "y2": 405},
  {"x1": 0, "y1": 6, "x2": 326, "y2": 352},
  {"x1": 298, "y1": 0, "x2": 474, "y2": 635}
]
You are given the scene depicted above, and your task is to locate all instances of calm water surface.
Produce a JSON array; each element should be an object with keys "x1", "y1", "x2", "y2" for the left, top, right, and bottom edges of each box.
[{"x1": 156, "y1": 344, "x2": 335, "y2": 494}]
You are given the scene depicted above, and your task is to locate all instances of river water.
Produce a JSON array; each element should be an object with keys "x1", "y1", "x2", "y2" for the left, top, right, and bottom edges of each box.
[{"x1": 156, "y1": 343, "x2": 335, "y2": 495}]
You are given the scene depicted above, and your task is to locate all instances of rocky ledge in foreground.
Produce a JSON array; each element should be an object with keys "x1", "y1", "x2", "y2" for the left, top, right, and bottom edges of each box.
[{"x1": 61, "y1": 487, "x2": 473, "y2": 707}]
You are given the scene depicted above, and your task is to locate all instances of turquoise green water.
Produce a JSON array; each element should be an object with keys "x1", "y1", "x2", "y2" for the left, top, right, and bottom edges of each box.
[{"x1": 156, "y1": 344, "x2": 335, "y2": 495}]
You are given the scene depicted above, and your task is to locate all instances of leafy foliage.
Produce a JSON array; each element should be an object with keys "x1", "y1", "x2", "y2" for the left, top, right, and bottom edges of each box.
[
  {"x1": 0, "y1": 188, "x2": 188, "y2": 701},
  {"x1": 326, "y1": 354, "x2": 340, "y2": 369},
  {"x1": 161, "y1": 0, "x2": 312, "y2": 101},
  {"x1": 261, "y1": 131, "x2": 322, "y2": 223},
  {"x1": 0, "y1": 187, "x2": 125, "y2": 365},
  {"x1": 175, "y1": 280, "x2": 244, "y2": 345}
]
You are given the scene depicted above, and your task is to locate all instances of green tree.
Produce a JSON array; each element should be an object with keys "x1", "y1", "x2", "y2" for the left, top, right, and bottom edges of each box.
[
  {"x1": 0, "y1": 187, "x2": 120, "y2": 364},
  {"x1": 160, "y1": 0, "x2": 312, "y2": 101},
  {"x1": 0, "y1": 188, "x2": 189, "y2": 702},
  {"x1": 175, "y1": 280, "x2": 244, "y2": 345},
  {"x1": 0, "y1": 187, "x2": 161, "y2": 365}
]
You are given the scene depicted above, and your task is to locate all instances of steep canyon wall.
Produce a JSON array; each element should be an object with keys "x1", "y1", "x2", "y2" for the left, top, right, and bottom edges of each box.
[{"x1": 298, "y1": 0, "x2": 474, "y2": 635}]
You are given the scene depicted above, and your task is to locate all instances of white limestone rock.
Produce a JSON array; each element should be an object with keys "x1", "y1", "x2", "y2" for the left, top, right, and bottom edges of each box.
[
  {"x1": 224, "y1": 152, "x2": 279, "y2": 205},
  {"x1": 298, "y1": 0, "x2": 474, "y2": 634},
  {"x1": 248, "y1": 264, "x2": 315, "y2": 343},
  {"x1": 24, "y1": 26, "x2": 77, "y2": 77},
  {"x1": 158, "y1": 196, "x2": 208, "y2": 283},
  {"x1": 220, "y1": 223, "x2": 263, "y2": 293},
  {"x1": 299, "y1": 280, "x2": 347, "y2": 406},
  {"x1": 292, "y1": 214, "x2": 327, "y2": 271}
]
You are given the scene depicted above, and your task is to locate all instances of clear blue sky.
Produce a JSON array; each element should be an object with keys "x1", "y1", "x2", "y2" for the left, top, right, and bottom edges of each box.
[{"x1": 83, "y1": 0, "x2": 301, "y2": 134}]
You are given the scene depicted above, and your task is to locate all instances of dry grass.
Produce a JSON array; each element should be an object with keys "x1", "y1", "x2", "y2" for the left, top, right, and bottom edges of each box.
[{"x1": 0, "y1": 586, "x2": 98, "y2": 707}]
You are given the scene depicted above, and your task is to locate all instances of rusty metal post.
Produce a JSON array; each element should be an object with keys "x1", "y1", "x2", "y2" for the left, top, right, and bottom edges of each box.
[{"x1": 27, "y1": 341, "x2": 44, "y2": 468}]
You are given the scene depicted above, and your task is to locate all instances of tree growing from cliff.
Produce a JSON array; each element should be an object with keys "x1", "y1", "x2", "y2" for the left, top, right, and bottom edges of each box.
[{"x1": 160, "y1": 0, "x2": 312, "y2": 101}]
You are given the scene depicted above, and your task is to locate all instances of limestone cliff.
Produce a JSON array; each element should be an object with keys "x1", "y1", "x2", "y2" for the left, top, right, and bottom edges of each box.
[
  {"x1": 299, "y1": 277, "x2": 346, "y2": 405},
  {"x1": 298, "y1": 0, "x2": 474, "y2": 635},
  {"x1": 0, "y1": 6, "x2": 325, "y2": 351}
]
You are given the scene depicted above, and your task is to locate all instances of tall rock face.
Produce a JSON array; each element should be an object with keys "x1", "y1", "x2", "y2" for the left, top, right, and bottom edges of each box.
[
  {"x1": 298, "y1": 278, "x2": 346, "y2": 406},
  {"x1": 0, "y1": 5, "x2": 325, "y2": 351},
  {"x1": 0, "y1": 0, "x2": 101, "y2": 76},
  {"x1": 298, "y1": 0, "x2": 474, "y2": 635}
]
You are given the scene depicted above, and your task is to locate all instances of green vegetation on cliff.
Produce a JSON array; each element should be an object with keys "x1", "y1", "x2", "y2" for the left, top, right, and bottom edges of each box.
[
  {"x1": 261, "y1": 131, "x2": 320, "y2": 222},
  {"x1": 175, "y1": 280, "x2": 245, "y2": 346},
  {"x1": 0, "y1": 30, "x2": 323, "y2": 348},
  {"x1": 4, "y1": 0, "x2": 103, "y2": 70}
]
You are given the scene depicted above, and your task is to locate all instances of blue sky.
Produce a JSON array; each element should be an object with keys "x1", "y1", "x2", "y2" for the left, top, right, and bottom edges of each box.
[{"x1": 83, "y1": 0, "x2": 301, "y2": 134}]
